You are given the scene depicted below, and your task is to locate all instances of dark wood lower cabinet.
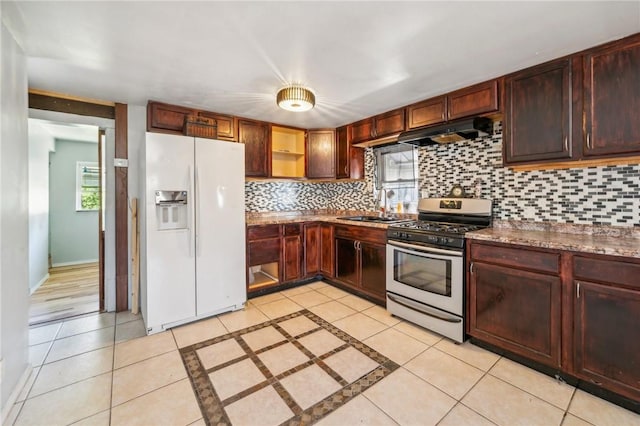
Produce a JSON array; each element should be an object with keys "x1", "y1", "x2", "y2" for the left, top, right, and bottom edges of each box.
[
  {"x1": 360, "y1": 242, "x2": 386, "y2": 301},
  {"x1": 468, "y1": 240, "x2": 640, "y2": 406},
  {"x1": 469, "y1": 262, "x2": 561, "y2": 367},
  {"x1": 335, "y1": 238, "x2": 358, "y2": 287},
  {"x1": 282, "y1": 224, "x2": 302, "y2": 283},
  {"x1": 303, "y1": 223, "x2": 320, "y2": 277},
  {"x1": 320, "y1": 224, "x2": 334, "y2": 278},
  {"x1": 574, "y1": 280, "x2": 640, "y2": 401},
  {"x1": 333, "y1": 225, "x2": 387, "y2": 304}
]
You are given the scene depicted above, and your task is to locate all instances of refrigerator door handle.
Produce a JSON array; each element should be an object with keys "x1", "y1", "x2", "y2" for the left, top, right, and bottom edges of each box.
[
  {"x1": 195, "y1": 165, "x2": 200, "y2": 257},
  {"x1": 187, "y1": 165, "x2": 194, "y2": 258}
]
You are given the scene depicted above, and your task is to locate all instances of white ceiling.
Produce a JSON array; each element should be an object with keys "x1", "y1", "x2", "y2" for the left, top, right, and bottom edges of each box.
[
  {"x1": 29, "y1": 118, "x2": 100, "y2": 143},
  {"x1": 4, "y1": 1, "x2": 640, "y2": 129}
]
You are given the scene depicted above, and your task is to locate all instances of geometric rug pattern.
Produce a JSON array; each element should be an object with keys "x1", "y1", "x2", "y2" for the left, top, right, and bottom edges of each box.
[{"x1": 180, "y1": 309, "x2": 400, "y2": 425}]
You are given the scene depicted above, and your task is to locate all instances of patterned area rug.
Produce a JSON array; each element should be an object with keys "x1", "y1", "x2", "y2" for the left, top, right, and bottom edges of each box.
[{"x1": 180, "y1": 309, "x2": 400, "y2": 426}]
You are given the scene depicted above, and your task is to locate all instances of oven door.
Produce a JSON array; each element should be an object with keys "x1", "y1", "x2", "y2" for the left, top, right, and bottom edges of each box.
[{"x1": 386, "y1": 240, "x2": 463, "y2": 316}]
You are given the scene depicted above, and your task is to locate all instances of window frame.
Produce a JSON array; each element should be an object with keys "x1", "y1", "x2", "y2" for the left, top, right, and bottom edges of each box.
[
  {"x1": 75, "y1": 161, "x2": 100, "y2": 212},
  {"x1": 373, "y1": 144, "x2": 419, "y2": 212}
]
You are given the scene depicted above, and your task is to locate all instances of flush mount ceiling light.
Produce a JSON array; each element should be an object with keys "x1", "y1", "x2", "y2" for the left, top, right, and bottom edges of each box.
[{"x1": 276, "y1": 85, "x2": 315, "y2": 112}]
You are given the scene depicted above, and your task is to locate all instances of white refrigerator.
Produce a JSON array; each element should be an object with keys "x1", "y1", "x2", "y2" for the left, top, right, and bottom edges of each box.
[{"x1": 140, "y1": 132, "x2": 246, "y2": 334}]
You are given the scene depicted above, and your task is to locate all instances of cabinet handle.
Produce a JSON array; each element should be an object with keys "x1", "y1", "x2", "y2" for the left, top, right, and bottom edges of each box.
[
  {"x1": 586, "y1": 133, "x2": 591, "y2": 149},
  {"x1": 344, "y1": 165, "x2": 348, "y2": 174},
  {"x1": 470, "y1": 262, "x2": 474, "y2": 274},
  {"x1": 577, "y1": 282, "x2": 581, "y2": 299},
  {"x1": 564, "y1": 137, "x2": 568, "y2": 151}
]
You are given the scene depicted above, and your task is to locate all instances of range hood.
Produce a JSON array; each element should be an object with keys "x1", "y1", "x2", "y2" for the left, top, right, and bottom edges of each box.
[{"x1": 397, "y1": 117, "x2": 492, "y2": 146}]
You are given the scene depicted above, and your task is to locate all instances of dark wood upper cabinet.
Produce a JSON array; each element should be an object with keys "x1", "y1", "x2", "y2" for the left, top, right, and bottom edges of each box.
[
  {"x1": 406, "y1": 96, "x2": 447, "y2": 130},
  {"x1": 350, "y1": 118, "x2": 374, "y2": 144},
  {"x1": 198, "y1": 111, "x2": 236, "y2": 141},
  {"x1": 447, "y1": 80, "x2": 500, "y2": 120},
  {"x1": 239, "y1": 119, "x2": 270, "y2": 177},
  {"x1": 335, "y1": 126, "x2": 350, "y2": 179},
  {"x1": 583, "y1": 35, "x2": 640, "y2": 157},
  {"x1": 504, "y1": 59, "x2": 572, "y2": 164},
  {"x1": 147, "y1": 101, "x2": 196, "y2": 133},
  {"x1": 374, "y1": 108, "x2": 405, "y2": 138},
  {"x1": 306, "y1": 130, "x2": 335, "y2": 179}
]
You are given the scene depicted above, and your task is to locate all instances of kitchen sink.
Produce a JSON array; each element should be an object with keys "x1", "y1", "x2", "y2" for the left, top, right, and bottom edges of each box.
[{"x1": 337, "y1": 215, "x2": 411, "y2": 224}]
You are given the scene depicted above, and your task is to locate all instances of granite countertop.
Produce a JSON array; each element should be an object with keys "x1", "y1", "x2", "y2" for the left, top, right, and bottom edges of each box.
[
  {"x1": 246, "y1": 210, "x2": 417, "y2": 230},
  {"x1": 466, "y1": 220, "x2": 640, "y2": 258}
]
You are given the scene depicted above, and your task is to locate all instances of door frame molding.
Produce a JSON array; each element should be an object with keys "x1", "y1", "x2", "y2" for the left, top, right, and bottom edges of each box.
[{"x1": 29, "y1": 90, "x2": 129, "y2": 312}]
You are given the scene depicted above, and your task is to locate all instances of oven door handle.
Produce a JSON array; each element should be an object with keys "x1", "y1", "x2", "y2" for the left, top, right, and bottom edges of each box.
[
  {"x1": 387, "y1": 240, "x2": 463, "y2": 257},
  {"x1": 387, "y1": 294, "x2": 462, "y2": 323}
]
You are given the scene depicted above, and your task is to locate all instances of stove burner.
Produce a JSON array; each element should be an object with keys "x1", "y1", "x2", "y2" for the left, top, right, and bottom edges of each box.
[{"x1": 393, "y1": 221, "x2": 482, "y2": 234}]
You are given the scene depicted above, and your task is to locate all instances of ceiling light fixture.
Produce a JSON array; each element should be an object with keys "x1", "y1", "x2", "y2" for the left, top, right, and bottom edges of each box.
[{"x1": 276, "y1": 85, "x2": 315, "y2": 112}]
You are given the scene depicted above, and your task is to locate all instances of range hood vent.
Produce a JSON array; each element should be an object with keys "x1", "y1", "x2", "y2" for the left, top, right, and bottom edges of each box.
[{"x1": 397, "y1": 117, "x2": 493, "y2": 146}]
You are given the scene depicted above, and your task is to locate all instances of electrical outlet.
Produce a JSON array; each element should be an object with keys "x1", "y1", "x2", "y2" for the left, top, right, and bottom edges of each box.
[
  {"x1": 421, "y1": 189, "x2": 429, "y2": 198},
  {"x1": 366, "y1": 182, "x2": 372, "y2": 192}
]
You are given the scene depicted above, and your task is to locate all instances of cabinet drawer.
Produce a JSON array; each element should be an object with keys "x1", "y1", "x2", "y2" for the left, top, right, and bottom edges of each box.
[
  {"x1": 470, "y1": 243, "x2": 560, "y2": 274},
  {"x1": 334, "y1": 225, "x2": 386, "y2": 245},
  {"x1": 247, "y1": 238, "x2": 280, "y2": 266},
  {"x1": 574, "y1": 255, "x2": 640, "y2": 289},
  {"x1": 283, "y1": 223, "x2": 301, "y2": 236},
  {"x1": 247, "y1": 225, "x2": 280, "y2": 240}
]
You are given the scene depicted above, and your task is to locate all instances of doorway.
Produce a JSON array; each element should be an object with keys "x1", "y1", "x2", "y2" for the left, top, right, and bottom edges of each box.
[{"x1": 28, "y1": 118, "x2": 105, "y2": 325}]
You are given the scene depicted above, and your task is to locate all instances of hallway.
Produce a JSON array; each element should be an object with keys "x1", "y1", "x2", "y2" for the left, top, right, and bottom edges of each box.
[{"x1": 29, "y1": 263, "x2": 100, "y2": 325}]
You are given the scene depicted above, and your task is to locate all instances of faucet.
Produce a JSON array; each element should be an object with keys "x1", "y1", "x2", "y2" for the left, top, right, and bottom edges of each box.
[{"x1": 375, "y1": 188, "x2": 387, "y2": 217}]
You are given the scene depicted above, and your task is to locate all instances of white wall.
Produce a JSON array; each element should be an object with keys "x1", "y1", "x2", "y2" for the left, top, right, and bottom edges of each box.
[
  {"x1": 127, "y1": 105, "x2": 145, "y2": 310},
  {"x1": 27, "y1": 121, "x2": 54, "y2": 292},
  {"x1": 1, "y1": 20, "x2": 31, "y2": 416}
]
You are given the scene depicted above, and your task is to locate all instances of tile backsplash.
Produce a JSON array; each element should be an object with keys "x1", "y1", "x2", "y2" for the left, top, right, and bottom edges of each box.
[{"x1": 245, "y1": 122, "x2": 639, "y2": 227}]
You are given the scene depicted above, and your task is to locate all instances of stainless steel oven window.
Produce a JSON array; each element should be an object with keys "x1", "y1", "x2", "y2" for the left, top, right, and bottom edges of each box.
[{"x1": 393, "y1": 250, "x2": 452, "y2": 296}]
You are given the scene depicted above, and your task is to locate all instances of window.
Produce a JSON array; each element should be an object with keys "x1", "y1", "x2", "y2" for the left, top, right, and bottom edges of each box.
[
  {"x1": 76, "y1": 161, "x2": 100, "y2": 211},
  {"x1": 374, "y1": 144, "x2": 419, "y2": 213}
]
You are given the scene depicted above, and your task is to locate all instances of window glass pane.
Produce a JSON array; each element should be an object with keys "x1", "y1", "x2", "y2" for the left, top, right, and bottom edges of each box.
[
  {"x1": 374, "y1": 145, "x2": 418, "y2": 212},
  {"x1": 76, "y1": 161, "x2": 100, "y2": 211}
]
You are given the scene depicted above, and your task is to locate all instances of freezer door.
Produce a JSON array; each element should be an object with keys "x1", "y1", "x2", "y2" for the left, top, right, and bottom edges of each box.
[
  {"x1": 194, "y1": 138, "x2": 246, "y2": 315},
  {"x1": 144, "y1": 132, "x2": 196, "y2": 328}
]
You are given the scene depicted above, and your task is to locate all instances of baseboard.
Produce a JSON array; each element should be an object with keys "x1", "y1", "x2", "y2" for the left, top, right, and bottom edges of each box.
[
  {"x1": 51, "y1": 259, "x2": 98, "y2": 268},
  {"x1": 1, "y1": 364, "x2": 32, "y2": 424},
  {"x1": 30, "y1": 273, "x2": 49, "y2": 295}
]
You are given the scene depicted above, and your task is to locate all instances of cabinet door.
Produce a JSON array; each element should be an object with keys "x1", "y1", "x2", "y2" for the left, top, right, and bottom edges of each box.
[
  {"x1": 350, "y1": 119, "x2": 374, "y2": 144},
  {"x1": 574, "y1": 280, "x2": 640, "y2": 401},
  {"x1": 335, "y1": 238, "x2": 358, "y2": 288},
  {"x1": 447, "y1": 80, "x2": 499, "y2": 120},
  {"x1": 147, "y1": 101, "x2": 196, "y2": 133},
  {"x1": 198, "y1": 112, "x2": 236, "y2": 141},
  {"x1": 360, "y1": 242, "x2": 386, "y2": 302},
  {"x1": 406, "y1": 97, "x2": 446, "y2": 130},
  {"x1": 239, "y1": 119, "x2": 270, "y2": 177},
  {"x1": 374, "y1": 108, "x2": 405, "y2": 138},
  {"x1": 306, "y1": 130, "x2": 335, "y2": 179},
  {"x1": 583, "y1": 36, "x2": 640, "y2": 157},
  {"x1": 504, "y1": 59, "x2": 572, "y2": 164},
  {"x1": 469, "y1": 262, "x2": 561, "y2": 367},
  {"x1": 304, "y1": 223, "x2": 321, "y2": 277},
  {"x1": 335, "y1": 126, "x2": 350, "y2": 179},
  {"x1": 282, "y1": 234, "x2": 302, "y2": 283},
  {"x1": 320, "y1": 224, "x2": 334, "y2": 278}
]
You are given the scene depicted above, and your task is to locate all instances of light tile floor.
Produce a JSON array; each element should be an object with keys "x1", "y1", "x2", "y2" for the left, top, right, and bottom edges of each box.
[{"x1": 8, "y1": 281, "x2": 640, "y2": 426}]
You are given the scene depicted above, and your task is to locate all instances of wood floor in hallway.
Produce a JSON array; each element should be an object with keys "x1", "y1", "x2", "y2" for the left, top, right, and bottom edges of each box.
[{"x1": 29, "y1": 262, "x2": 100, "y2": 325}]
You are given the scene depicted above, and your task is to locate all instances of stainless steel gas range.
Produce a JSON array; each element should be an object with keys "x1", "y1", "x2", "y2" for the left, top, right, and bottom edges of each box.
[{"x1": 386, "y1": 197, "x2": 492, "y2": 343}]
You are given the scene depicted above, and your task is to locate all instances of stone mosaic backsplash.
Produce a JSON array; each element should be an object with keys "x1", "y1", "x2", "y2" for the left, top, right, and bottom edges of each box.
[
  {"x1": 245, "y1": 121, "x2": 639, "y2": 227},
  {"x1": 419, "y1": 123, "x2": 640, "y2": 226}
]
